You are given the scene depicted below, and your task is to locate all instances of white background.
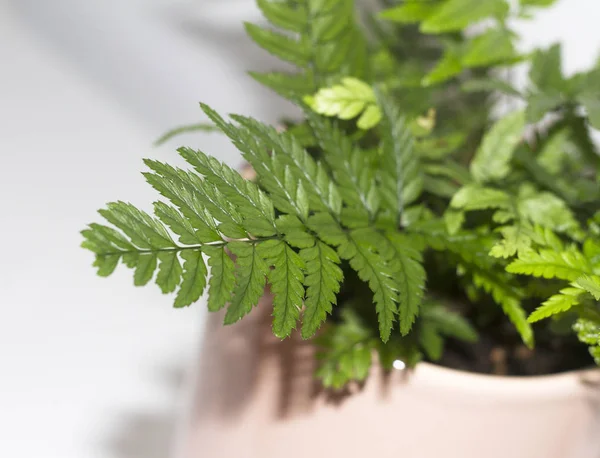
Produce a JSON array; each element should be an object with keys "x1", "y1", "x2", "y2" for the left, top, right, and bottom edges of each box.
[{"x1": 0, "y1": 1, "x2": 598, "y2": 457}]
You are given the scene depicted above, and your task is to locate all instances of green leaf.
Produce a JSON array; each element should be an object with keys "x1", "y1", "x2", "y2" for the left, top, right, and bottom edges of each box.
[
  {"x1": 178, "y1": 145, "x2": 276, "y2": 234},
  {"x1": 99, "y1": 202, "x2": 175, "y2": 249},
  {"x1": 225, "y1": 242, "x2": 269, "y2": 324},
  {"x1": 134, "y1": 253, "x2": 158, "y2": 286},
  {"x1": 378, "y1": 93, "x2": 423, "y2": 223},
  {"x1": 93, "y1": 254, "x2": 121, "y2": 277},
  {"x1": 259, "y1": 240, "x2": 305, "y2": 338},
  {"x1": 529, "y1": 44, "x2": 565, "y2": 93},
  {"x1": 153, "y1": 202, "x2": 200, "y2": 246},
  {"x1": 203, "y1": 245, "x2": 236, "y2": 312},
  {"x1": 245, "y1": 22, "x2": 310, "y2": 67},
  {"x1": 156, "y1": 251, "x2": 182, "y2": 294},
  {"x1": 422, "y1": 304, "x2": 478, "y2": 342},
  {"x1": 143, "y1": 160, "x2": 224, "y2": 241},
  {"x1": 578, "y1": 93, "x2": 600, "y2": 129},
  {"x1": 419, "y1": 325, "x2": 444, "y2": 360},
  {"x1": 521, "y1": 0, "x2": 558, "y2": 7},
  {"x1": 450, "y1": 185, "x2": 512, "y2": 212},
  {"x1": 256, "y1": 0, "x2": 307, "y2": 32},
  {"x1": 379, "y1": 2, "x2": 440, "y2": 23},
  {"x1": 422, "y1": 47, "x2": 463, "y2": 86},
  {"x1": 315, "y1": 309, "x2": 374, "y2": 389},
  {"x1": 462, "y1": 78, "x2": 522, "y2": 97},
  {"x1": 339, "y1": 230, "x2": 399, "y2": 342},
  {"x1": 421, "y1": 0, "x2": 508, "y2": 34},
  {"x1": 357, "y1": 104, "x2": 383, "y2": 130},
  {"x1": 462, "y1": 28, "x2": 518, "y2": 68},
  {"x1": 472, "y1": 270, "x2": 534, "y2": 347},
  {"x1": 575, "y1": 275, "x2": 600, "y2": 301},
  {"x1": 386, "y1": 233, "x2": 426, "y2": 335},
  {"x1": 174, "y1": 250, "x2": 207, "y2": 308},
  {"x1": 507, "y1": 249, "x2": 592, "y2": 281},
  {"x1": 306, "y1": 77, "x2": 381, "y2": 130},
  {"x1": 470, "y1": 110, "x2": 526, "y2": 183},
  {"x1": 528, "y1": 287, "x2": 584, "y2": 323},
  {"x1": 249, "y1": 71, "x2": 315, "y2": 99},
  {"x1": 300, "y1": 241, "x2": 344, "y2": 338}
]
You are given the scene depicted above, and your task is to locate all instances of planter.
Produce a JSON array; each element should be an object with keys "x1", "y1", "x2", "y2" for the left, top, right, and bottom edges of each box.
[{"x1": 183, "y1": 293, "x2": 600, "y2": 458}]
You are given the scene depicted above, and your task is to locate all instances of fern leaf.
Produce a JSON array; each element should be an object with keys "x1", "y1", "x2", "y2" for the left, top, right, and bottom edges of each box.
[
  {"x1": 134, "y1": 253, "x2": 158, "y2": 286},
  {"x1": 378, "y1": 93, "x2": 423, "y2": 223},
  {"x1": 306, "y1": 77, "x2": 381, "y2": 129},
  {"x1": 98, "y1": 201, "x2": 175, "y2": 249},
  {"x1": 528, "y1": 287, "x2": 584, "y2": 323},
  {"x1": 231, "y1": 114, "x2": 344, "y2": 217},
  {"x1": 203, "y1": 245, "x2": 236, "y2": 312},
  {"x1": 225, "y1": 242, "x2": 269, "y2": 324},
  {"x1": 339, "y1": 229, "x2": 399, "y2": 342},
  {"x1": 450, "y1": 184, "x2": 513, "y2": 212},
  {"x1": 153, "y1": 202, "x2": 200, "y2": 246},
  {"x1": 470, "y1": 110, "x2": 526, "y2": 183},
  {"x1": 244, "y1": 23, "x2": 310, "y2": 67},
  {"x1": 472, "y1": 270, "x2": 534, "y2": 347},
  {"x1": 156, "y1": 251, "x2": 182, "y2": 294},
  {"x1": 259, "y1": 240, "x2": 306, "y2": 338},
  {"x1": 419, "y1": 325, "x2": 444, "y2": 361},
  {"x1": 143, "y1": 161, "x2": 222, "y2": 242},
  {"x1": 386, "y1": 233, "x2": 426, "y2": 335},
  {"x1": 174, "y1": 250, "x2": 207, "y2": 308},
  {"x1": 507, "y1": 249, "x2": 592, "y2": 281},
  {"x1": 575, "y1": 275, "x2": 600, "y2": 300},
  {"x1": 421, "y1": 304, "x2": 478, "y2": 343},
  {"x1": 300, "y1": 241, "x2": 344, "y2": 338},
  {"x1": 256, "y1": 0, "x2": 307, "y2": 32},
  {"x1": 379, "y1": 2, "x2": 438, "y2": 23},
  {"x1": 92, "y1": 254, "x2": 121, "y2": 277},
  {"x1": 306, "y1": 112, "x2": 374, "y2": 215},
  {"x1": 315, "y1": 310, "x2": 374, "y2": 389},
  {"x1": 178, "y1": 146, "x2": 276, "y2": 234},
  {"x1": 421, "y1": 0, "x2": 508, "y2": 34}
]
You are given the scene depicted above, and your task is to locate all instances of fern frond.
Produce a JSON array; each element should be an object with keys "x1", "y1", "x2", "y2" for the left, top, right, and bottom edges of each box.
[
  {"x1": 259, "y1": 240, "x2": 306, "y2": 338},
  {"x1": 470, "y1": 110, "x2": 525, "y2": 183},
  {"x1": 98, "y1": 201, "x2": 175, "y2": 250},
  {"x1": 378, "y1": 93, "x2": 423, "y2": 224},
  {"x1": 507, "y1": 248, "x2": 592, "y2": 281},
  {"x1": 202, "y1": 245, "x2": 236, "y2": 312},
  {"x1": 175, "y1": 250, "x2": 208, "y2": 308},
  {"x1": 156, "y1": 251, "x2": 183, "y2": 294},
  {"x1": 339, "y1": 229, "x2": 399, "y2": 342},
  {"x1": 386, "y1": 233, "x2": 426, "y2": 335},
  {"x1": 249, "y1": 0, "x2": 368, "y2": 97},
  {"x1": 305, "y1": 77, "x2": 382, "y2": 129},
  {"x1": 573, "y1": 319, "x2": 600, "y2": 364},
  {"x1": 300, "y1": 241, "x2": 344, "y2": 338},
  {"x1": 306, "y1": 112, "x2": 375, "y2": 217},
  {"x1": 575, "y1": 274, "x2": 600, "y2": 300},
  {"x1": 471, "y1": 269, "x2": 534, "y2": 347},
  {"x1": 224, "y1": 242, "x2": 270, "y2": 325},
  {"x1": 528, "y1": 287, "x2": 584, "y2": 323},
  {"x1": 315, "y1": 310, "x2": 375, "y2": 389}
]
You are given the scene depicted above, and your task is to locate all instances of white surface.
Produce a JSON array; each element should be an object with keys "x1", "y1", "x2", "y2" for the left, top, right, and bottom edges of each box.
[
  {"x1": 0, "y1": 1, "x2": 293, "y2": 458},
  {"x1": 0, "y1": 0, "x2": 599, "y2": 457}
]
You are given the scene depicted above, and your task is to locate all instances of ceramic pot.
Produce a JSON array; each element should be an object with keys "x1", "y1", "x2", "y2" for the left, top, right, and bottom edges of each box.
[{"x1": 183, "y1": 294, "x2": 600, "y2": 458}]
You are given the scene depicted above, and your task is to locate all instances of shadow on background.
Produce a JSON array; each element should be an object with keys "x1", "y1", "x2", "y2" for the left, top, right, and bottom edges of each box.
[{"x1": 103, "y1": 366, "x2": 185, "y2": 458}]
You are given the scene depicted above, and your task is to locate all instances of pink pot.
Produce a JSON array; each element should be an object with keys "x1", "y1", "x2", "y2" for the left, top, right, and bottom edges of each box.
[{"x1": 183, "y1": 294, "x2": 600, "y2": 458}]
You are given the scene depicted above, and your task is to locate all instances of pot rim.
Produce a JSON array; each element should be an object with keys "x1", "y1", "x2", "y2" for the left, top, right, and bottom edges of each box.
[{"x1": 408, "y1": 362, "x2": 600, "y2": 400}]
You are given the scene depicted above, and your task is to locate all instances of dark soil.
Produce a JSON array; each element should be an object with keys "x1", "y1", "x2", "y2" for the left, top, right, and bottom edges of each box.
[{"x1": 437, "y1": 332, "x2": 593, "y2": 377}]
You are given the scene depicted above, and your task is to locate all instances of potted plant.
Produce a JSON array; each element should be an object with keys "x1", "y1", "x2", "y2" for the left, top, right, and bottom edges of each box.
[{"x1": 82, "y1": 0, "x2": 600, "y2": 456}]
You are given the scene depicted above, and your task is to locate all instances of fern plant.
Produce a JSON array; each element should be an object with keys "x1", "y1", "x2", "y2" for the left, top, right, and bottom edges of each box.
[{"x1": 83, "y1": 0, "x2": 600, "y2": 388}]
